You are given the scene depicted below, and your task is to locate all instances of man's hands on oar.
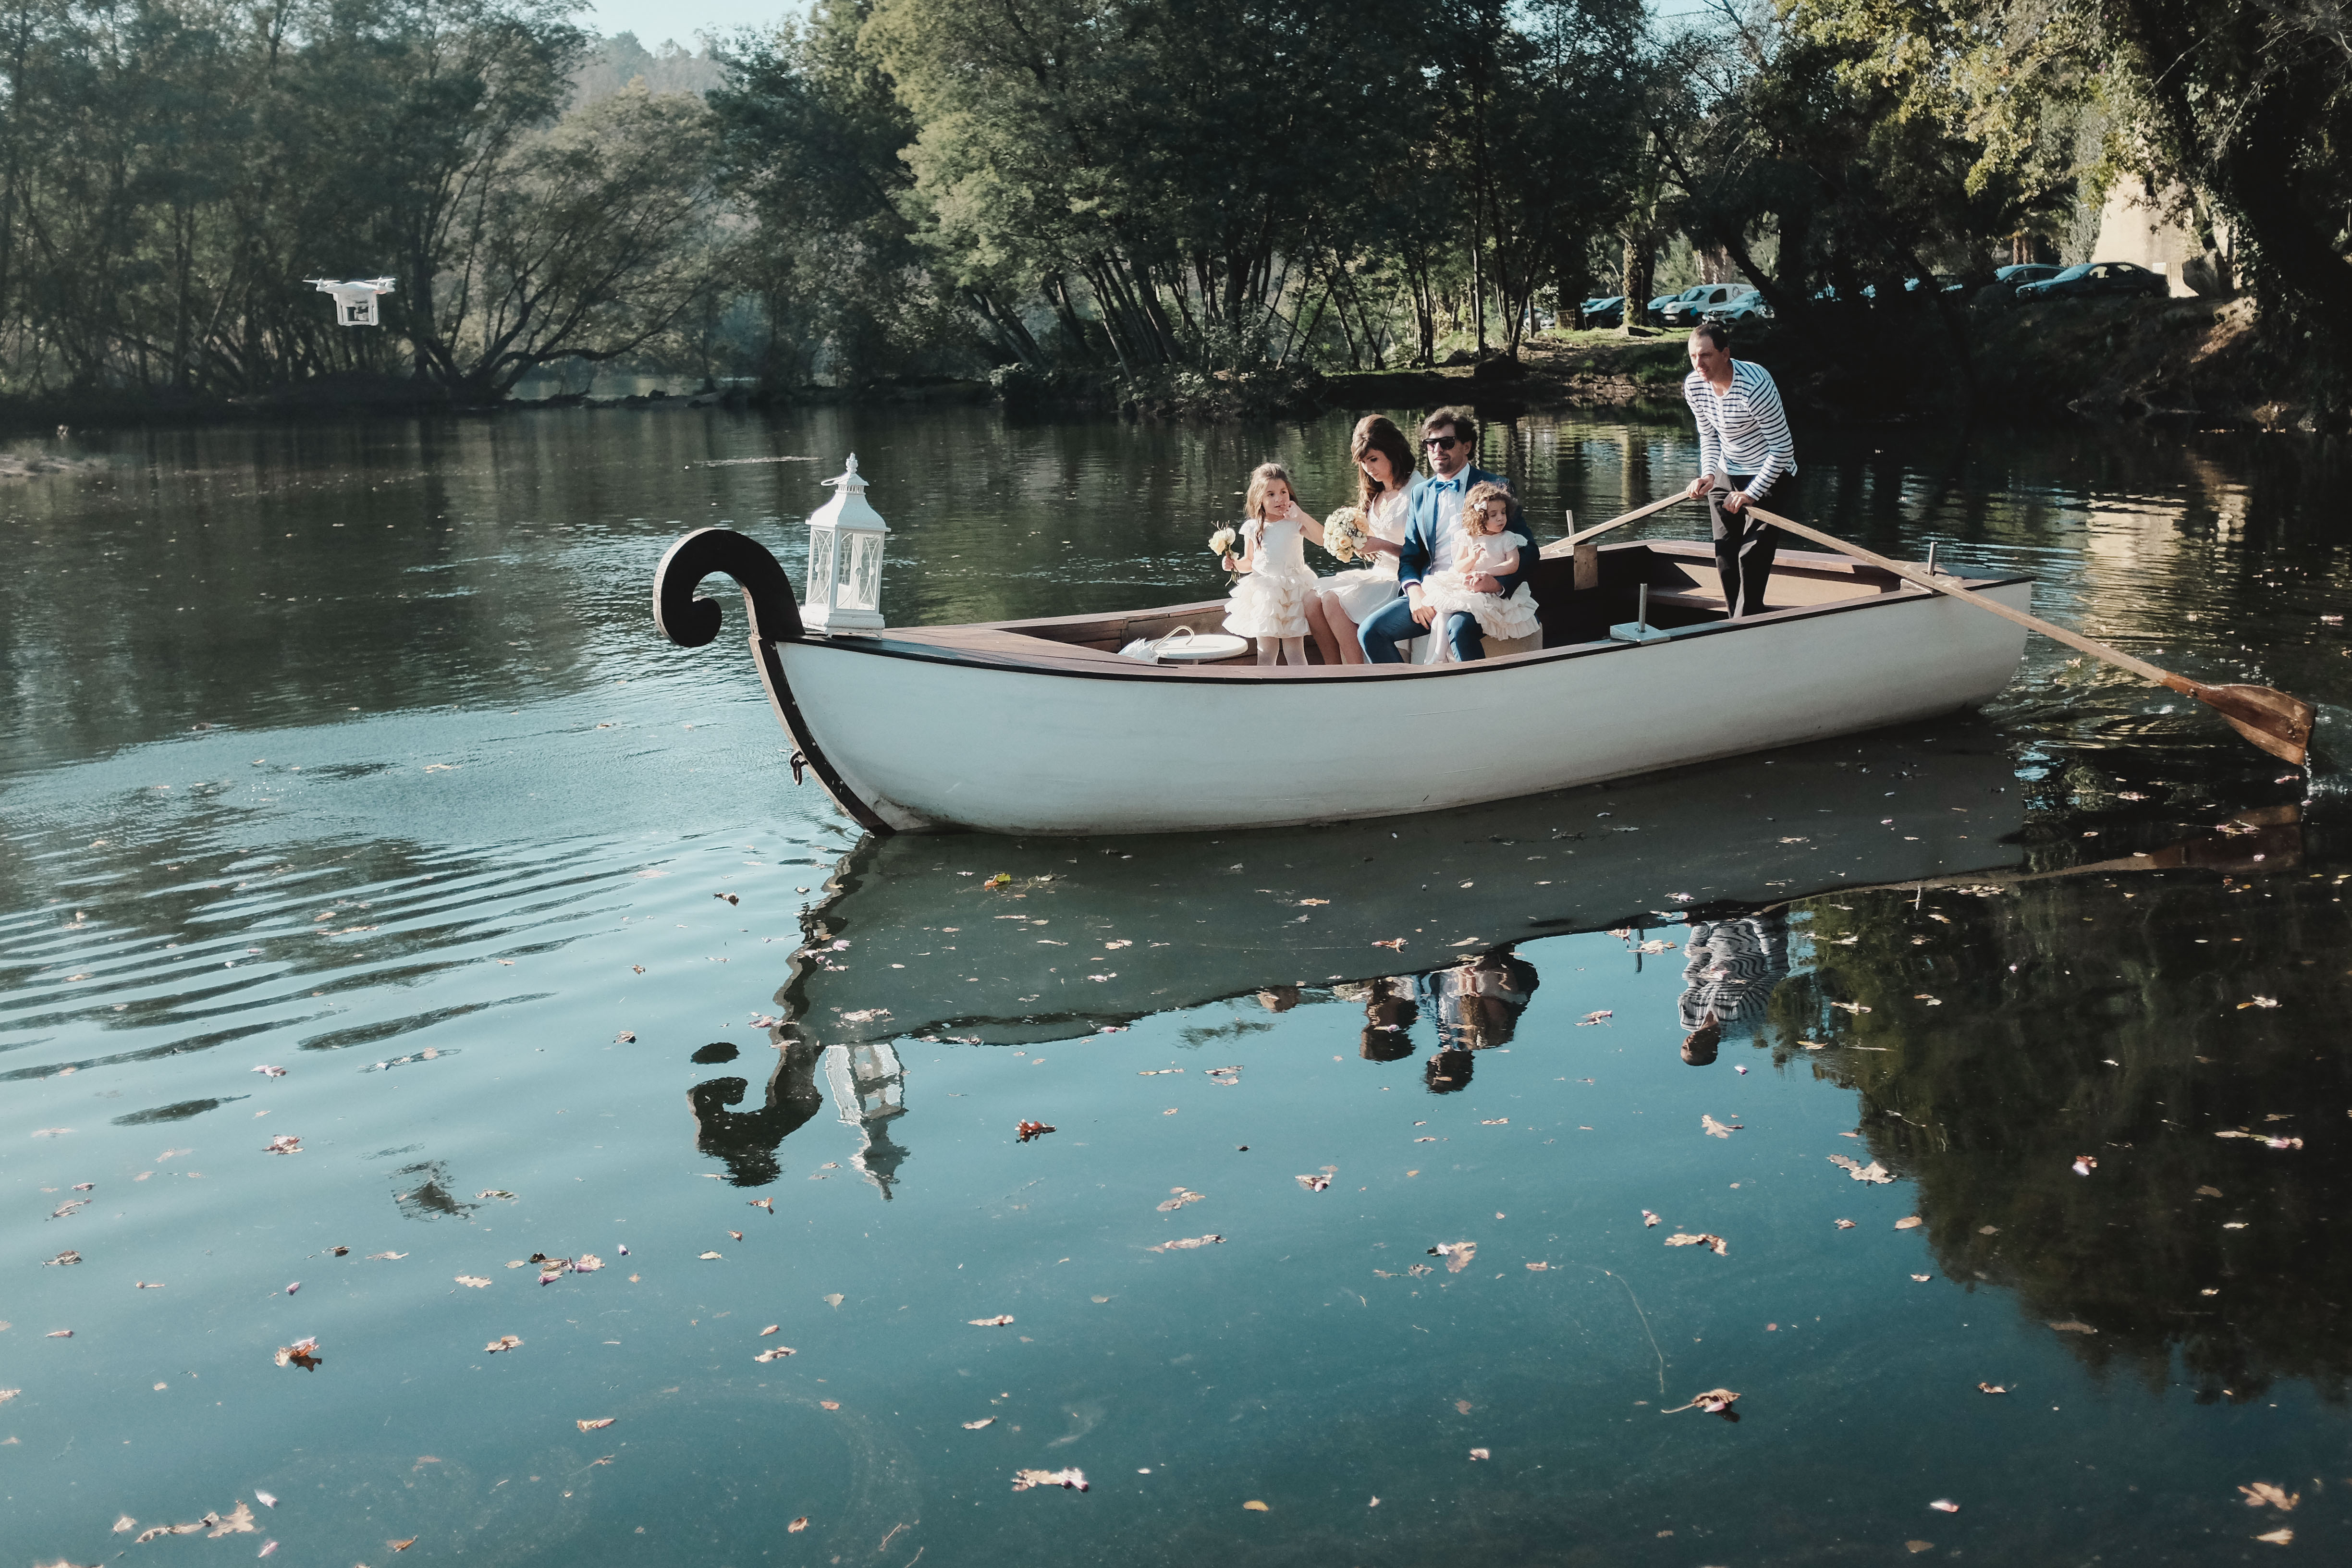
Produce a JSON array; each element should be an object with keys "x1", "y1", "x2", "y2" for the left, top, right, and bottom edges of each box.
[{"x1": 1744, "y1": 504, "x2": 2316, "y2": 768}]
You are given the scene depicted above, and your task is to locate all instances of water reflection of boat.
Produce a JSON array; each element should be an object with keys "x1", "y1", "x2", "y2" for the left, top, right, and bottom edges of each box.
[
  {"x1": 778, "y1": 726, "x2": 2026, "y2": 1054},
  {"x1": 653, "y1": 490, "x2": 2032, "y2": 834}
]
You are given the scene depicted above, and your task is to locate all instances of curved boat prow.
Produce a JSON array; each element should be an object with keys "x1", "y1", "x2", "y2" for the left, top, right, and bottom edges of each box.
[{"x1": 653, "y1": 527, "x2": 803, "y2": 647}]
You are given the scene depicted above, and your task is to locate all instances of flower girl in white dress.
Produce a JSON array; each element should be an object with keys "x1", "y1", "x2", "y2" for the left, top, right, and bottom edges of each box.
[
  {"x1": 1222, "y1": 463, "x2": 1324, "y2": 665},
  {"x1": 1418, "y1": 481, "x2": 1541, "y2": 656}
]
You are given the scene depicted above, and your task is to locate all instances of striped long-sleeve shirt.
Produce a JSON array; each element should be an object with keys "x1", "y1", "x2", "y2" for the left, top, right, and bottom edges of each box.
[{"x1": 1684, "y1": 359, "x2": 1797, "y2": 497}]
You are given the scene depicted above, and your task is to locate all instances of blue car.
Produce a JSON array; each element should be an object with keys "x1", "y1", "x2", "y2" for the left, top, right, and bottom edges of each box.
[
  {"x1": 2016, "y1": 261, "x2": 2168, "y2": 302},
  {"x1": 1580, "y1": 296, "x2": 1626, "y2": 328}
]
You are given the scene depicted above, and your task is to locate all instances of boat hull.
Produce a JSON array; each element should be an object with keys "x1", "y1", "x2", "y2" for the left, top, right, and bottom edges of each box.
[{"x1": 778, "y1": 580, "x2": 2033, "y2": 835}]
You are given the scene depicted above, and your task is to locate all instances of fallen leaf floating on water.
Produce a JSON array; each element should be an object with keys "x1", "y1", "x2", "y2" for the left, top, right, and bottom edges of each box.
[
  {"x1": 1150, "y1": 1235, "x2": 1225, "y2": 1252},
  {"x1": 615, "y1": 1031, "x2": 636, "y2": 1044},
  {"x1": 2224, "y1": 1221, "x2": 2249, "y2": 1230},
  {"x1": 1525, "y1": 1262, "x2": 1549, "y2": 1271},
  {"x1": 2241, "y1": 1482, "x2": 2299, "y2": 1511},
  {"x1": 49, "y1": 1200, "x2": 87, "y2": 1219},
  {"x1": 2239, "y1": 996, "x2": 2280, "y2": 1010},
  {"x1": 1481, "y1": 1117, "x2": 1508, "y2": 1126},
  {"x1": 1665, "y1": 1233, "x2": 1729, "y2": 1256},
  {"x1": 1929, "y1": 1500, "x2": 1960, "y2": 1514},
  {"x1": 2072, "y1": 1154, "x2": 2098, "y2": 1176},
  {"x1": 1827, "y1": 1154, "x2": 1896, "y2": 1183},
  {"x1": 1830, "y1": 1000, "x2": 1872, "y2": 1014},
  {"x1": 839, "y1": 1008, "x2": 889, "y2": 1023},
  {"x1": 252, "y1": 1066, "x2": 286, "y2": 1078},
  {"x1": 1661, "y1": 1388, "x2": 1740, "y2": 1418},
  {"x1": 274, "y1": 1338, "x2": 321, "y2": 1370},
  {"x1": 1295, "y1": 1174, "x2": 1332, "y2": 1192},
  {"x1": 970, "y1": 1315, "x2": 1016, "y2": 1327},
  {"x1": 760, "y1": 1324, "x2": 781, "y2": 1336},
  {"x1": 1701, "y1": 1115, "x2": 1741, "y2": 1139},
  {"x1": 787, "y1": 1518, "x2": 809, "y2": 1533},
  {"x1": 2196, "y1": 1185, "x2": 2224, "y2": 1197},
  {"x1": 2047, "y1": 1321, "x2": 2096, "y2": 1335},
  {"x1": 574, "y1": 1254, "x2": 602, "y2": 1273},
  {"x1": 1578, "y1": 1010, "x2": 1613, "y2": 1027},
  {"x1": 455, "y1": 1276, "x2": 490, "y2": 1288},
  {"x1": 0, "y1": 1390, "x2": 18, "y2": 1404},
  {"x1": 45, "y1": 1251, "x2": 82, "y2": 1269},
  {"x1": 135, "y1": 1502, "x2": 260, "y2": 1544},
  {"x1": 258, "y1": 1541, "x2": 279, "y2": 1558},
  {"x1": 477, "y1": 1189, "x2": 515, "y2": 1201},
  {"x1": 47, "y1": 1329, "x2": 73, "y2": 1338},
  {"x1": 1894, "y1": 1216, "x2": 1924, "y2": 1230},
  {"x1": 714, "y1": 893, "x2": 738, "y2": 906},
  {"x1": 1017, "y1": 1121, "x2": 1056, "y2": 1142},
  {"x1": 820, "y1": 1400, "x2": 841, "y2": 1410},
  {"x1": 823, "y1": 1293, "x2": 844, "y2": 1308},
  {"x1": 262, "y1": 1135, "x2": 301, "y2": 1155},
  {"x1": 1205, "y1": 1065, "x2": 1241, "y2": 1086},
  {"x1": 1372, "y1": 938, "x2": 1405, "y2": 950},
  {"x1": 1012, "y1": 1468, "x2": 1088, "y2": 1493},
  {"x1": 728, "y1": 1231, "x2": 743, "y2": 1241},
  {"x1": 114, "y1": 1514, "x2": 136, "y2": 1531},
  {"x1": 749, "y1": 1198, "x2": 773, "y2": 1212},
  {"x1": 1242, "y1": 1500, "x2": 1270, "y2": 1512},
  {"x1": 1907, "y1": 1542, "x2": 1936, "y2": 1556},
  {"x1": 390, "y1": 1539, "x2": 417, "y2": 1552},
  {"x1": 484, "y1": 1335, "x2": 522, "y2": 1353},
  {"x1": 753, "y1": 1347, "x2": 796, "y2": 1362},
  {"x1": 368, "y1": 1252, "x2": 406, "y2": 1261},
  {"x1": 963, "y1": 1418, "x2": 995, "y2": 1430},
  {"x1": 1157, "y1": 1188, "x2": 1205, "y2": 1212},
  {"x1": 576, "y1": 1418, "x2": 614, "y2": 1433},
  {"x1": 699, "y1": 1251, "x2": 723, "y2": 1261},
  {"x1": 1641, "y1": 1210, "x2": 1660, "y2": 1227},
  {"x1": 2255, "y1": 1528, "x2": 2294, "y2": 1545},
  {"x1": 1468, "y1": 1448, "x2": 1490, "y2": 1460},
  {"x1": 1834, "y1": 1219, "x2": 1857, "y2": 1229},
  {"x1": 1912, "y1": 1274, "x2": 1932, "y2": 1282}
]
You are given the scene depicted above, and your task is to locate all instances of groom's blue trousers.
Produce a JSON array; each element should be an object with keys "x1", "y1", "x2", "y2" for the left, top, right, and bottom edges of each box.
[{"x1": 1358, "y1": 595, "x2": 1484, "y2": 663}]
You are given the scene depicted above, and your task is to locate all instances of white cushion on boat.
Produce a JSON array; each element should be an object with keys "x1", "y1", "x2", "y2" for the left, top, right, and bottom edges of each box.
[{"x1": 1155, "y1": 632, "x2": 1251, "y2": 662}]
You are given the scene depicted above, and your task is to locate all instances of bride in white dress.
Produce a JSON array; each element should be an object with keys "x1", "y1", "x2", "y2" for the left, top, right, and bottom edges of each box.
[{"x1": 1306, "y1": 416, "x2": 1418, "y2": 665}]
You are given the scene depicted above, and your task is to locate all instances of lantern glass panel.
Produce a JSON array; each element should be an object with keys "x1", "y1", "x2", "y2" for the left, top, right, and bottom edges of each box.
[
  {"x1": 807, "y1": 527, "x2": 837, "y2": 607},
  {"x1": 846, "y1": 533, "x2": 883, "y2": 612}
]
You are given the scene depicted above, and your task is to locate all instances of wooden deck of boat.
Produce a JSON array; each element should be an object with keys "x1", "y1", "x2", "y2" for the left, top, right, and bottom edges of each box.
[{"x1": 868, "y1": 538, "x2": 1941, "y2": 675}]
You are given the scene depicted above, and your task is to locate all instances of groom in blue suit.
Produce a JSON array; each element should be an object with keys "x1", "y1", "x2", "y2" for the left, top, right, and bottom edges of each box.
[{"x1": 1357, "y1": 407, "x2": 1528, "y2": 662}]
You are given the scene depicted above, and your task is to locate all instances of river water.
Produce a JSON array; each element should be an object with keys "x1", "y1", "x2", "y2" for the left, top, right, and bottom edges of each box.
[{"x1": 3, "y1": 404, "x2": 2349, "y2": 1566}]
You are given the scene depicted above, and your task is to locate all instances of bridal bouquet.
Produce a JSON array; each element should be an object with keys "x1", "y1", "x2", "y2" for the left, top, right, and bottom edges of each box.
[
  {"x1": 1208, "y1": 525, "x2": 1237, "y2": 560},
  {"x1": 1322, "y1": 506, "x2": 1368, "y2": 564}
]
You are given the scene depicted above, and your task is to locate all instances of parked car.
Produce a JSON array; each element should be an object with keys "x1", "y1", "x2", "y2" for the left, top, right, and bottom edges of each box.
[
  {"x1": 1648, "y1": 285, "x2": 1711, "y2": 324},
  {"x1": 1660, "y1": 283, "x2": 1753, "y2": 327},
  {"x1": 1580, "y1": 295, "x2": 1626, "y2": 328},
  {"x1": 1994, "y1": 263, "x2": 2061, "y2": 288},
  {"x1": 2015, "y1": 261, "x2": 2169, "y2": 302},
  {"x1": 1719, "y1": 289, "x2": 1774, "y2": 323}
]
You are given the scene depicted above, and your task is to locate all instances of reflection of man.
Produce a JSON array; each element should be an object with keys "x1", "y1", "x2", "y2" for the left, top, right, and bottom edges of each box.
[
  {"x1": 1677, "y1": 913, "x2": 1789, "y2": 1065},
  {"x1": 1420, "y1": 946, "x2": 1540, "y2": 1091}
]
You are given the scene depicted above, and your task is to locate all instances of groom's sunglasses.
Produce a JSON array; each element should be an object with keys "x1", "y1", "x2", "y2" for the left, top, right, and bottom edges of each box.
[{"x1": 1421, "y1": 435, "x2": 1460, "y2": 451}]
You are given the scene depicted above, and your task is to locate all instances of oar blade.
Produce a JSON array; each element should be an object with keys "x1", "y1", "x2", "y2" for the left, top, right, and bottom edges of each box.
[{"x1": 2193, "y1": 682, "x2": 2315, "y2": 768}]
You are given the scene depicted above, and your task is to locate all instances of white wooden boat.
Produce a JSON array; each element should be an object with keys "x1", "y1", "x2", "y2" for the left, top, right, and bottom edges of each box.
[{"x1": 653, "y1": 466, "x2": 2033, "y2": 837}]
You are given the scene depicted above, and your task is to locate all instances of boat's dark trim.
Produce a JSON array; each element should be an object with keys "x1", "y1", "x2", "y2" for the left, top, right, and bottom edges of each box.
[
  {"x1": 794, "y1": 565, "x2": 2036, "y2": 687},
  {"x1": 752, "y1": 636, "x2": 895, "y2": 835},
  {"x1": 653, "y1": 527, "x2": 895, "y2": 834}
]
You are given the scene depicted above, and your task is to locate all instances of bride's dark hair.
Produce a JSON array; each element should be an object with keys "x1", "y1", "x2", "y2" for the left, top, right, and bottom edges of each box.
[{"x1": 1350, "y1": 415, "x2": 1416, "y2": 512}]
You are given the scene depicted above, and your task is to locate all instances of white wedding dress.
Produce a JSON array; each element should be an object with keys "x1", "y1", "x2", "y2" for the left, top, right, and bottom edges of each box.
[{"x1": 1323, "y1": 487, "x2": 1410, "y2": 622}]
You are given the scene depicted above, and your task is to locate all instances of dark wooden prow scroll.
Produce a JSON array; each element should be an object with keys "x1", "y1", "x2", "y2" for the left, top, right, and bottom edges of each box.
[{"x1": 654, "y1": 527, "x2": 803, "y2": 647}]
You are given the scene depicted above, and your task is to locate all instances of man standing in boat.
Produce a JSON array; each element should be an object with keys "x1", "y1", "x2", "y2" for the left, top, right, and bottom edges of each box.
[
  {"x1": 1682, "y1": 320, "x2": 1798, "y2": 618},
  {"x1": 1356, "y1": 407, "x2": 1526, "y2": 662}
]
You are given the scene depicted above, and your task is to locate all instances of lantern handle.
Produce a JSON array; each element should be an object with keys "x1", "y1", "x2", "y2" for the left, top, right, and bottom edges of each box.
[{"x1": 654, "y1": 527, "x2": 804, "y2": 647}]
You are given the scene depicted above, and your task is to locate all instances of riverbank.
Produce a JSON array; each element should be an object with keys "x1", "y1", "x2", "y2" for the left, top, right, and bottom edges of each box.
[{"x1": 1, "y1": 297, "x2": 2337, "y2": 438}]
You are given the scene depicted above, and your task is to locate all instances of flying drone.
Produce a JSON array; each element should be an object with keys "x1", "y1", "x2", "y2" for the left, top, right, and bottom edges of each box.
[{"x1": 307, "y1": 277, "x2": 397, "y2": 327}]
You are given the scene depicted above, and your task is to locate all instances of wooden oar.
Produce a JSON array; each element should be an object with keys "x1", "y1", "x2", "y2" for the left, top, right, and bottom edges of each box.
[
  {"x1": 1538, "y1": 491, "x2": 1692, "y2": 558},
  {"x1": 1744, "y1": 503, "x2": 2316, "y2": 767}
]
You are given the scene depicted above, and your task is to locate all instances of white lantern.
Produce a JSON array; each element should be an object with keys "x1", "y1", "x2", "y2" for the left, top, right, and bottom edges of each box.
[{"x1": 802, "y1": 453, "x2": 891, "y2": 635}]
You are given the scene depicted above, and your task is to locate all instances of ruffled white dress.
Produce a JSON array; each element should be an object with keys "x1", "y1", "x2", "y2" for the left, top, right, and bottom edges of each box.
[
  {"x1": 1419, "y1": 529, "x2": 1541, "y2": 640},
  {"x1": 1323, "y1": 488, "x2": 1410, "y2": 622},
  {"x1": 1223, "y1": 516, "x2": 1318, "y2": 639}
]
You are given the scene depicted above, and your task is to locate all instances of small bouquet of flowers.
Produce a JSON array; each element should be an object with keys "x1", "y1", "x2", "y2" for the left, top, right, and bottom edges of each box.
[
  {"x1": 1208, "y1": 524, "x2": 1238, "y2": 561},
  {"x1": 1322, "y1": 505, "x2": 1368, "y2": 564}
]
